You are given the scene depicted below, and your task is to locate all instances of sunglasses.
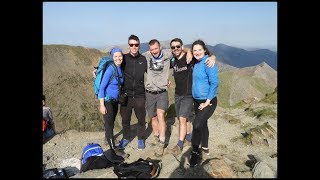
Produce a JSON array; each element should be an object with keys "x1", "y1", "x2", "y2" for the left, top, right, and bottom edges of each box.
[
  {"x1": 171, "y1": 45, "x2": 181, "y2": 49},
  {"x1": 129, "y1": 44, "x2": 139, "y2": 47}
]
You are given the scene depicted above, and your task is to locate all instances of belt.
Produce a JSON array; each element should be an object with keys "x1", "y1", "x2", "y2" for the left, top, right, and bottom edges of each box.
[{"x1": 146, "y1": 89, "x2": 166, "y2": 94}]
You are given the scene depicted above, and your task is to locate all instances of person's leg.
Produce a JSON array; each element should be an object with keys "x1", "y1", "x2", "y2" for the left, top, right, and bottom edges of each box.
[
  {"x1": 157, "y1": 109, "x2": 166, "y2": 143},
  {"x1": 133, "y1": 97, "x2": 146, "y2": 140},
  {"x1": 104, "y1": 101, "x2": 117, "y2": 150},
  {"x1": 170, "y1": 95, "x2": 186, "y2": 155},
  {"x1": 156, "y1": 92, "x2": 169, "y2": 143},
  {"x1": 133, "y1": 97, "x2": 146, "y2": 149},
  {"x1": 201, "y1": 97, "x2": 217, "y2": 155},
  {"x1": 191, "y1": 99, "x2": 216, "y2": 147},
  {"x1": 174, "y1": 95, "x2": 187, "y2": 147},
  {"x1": 190, "y1": 98, "x2": 217, "y2": 167},
  {"x1": 146, "y1": 92, "x2": 159, "y2": 137},
  {"x1": 120, "y1": 97, "x2": 133, "y2": 140},
  {"x1": 179, "y1": 95, "x2": 194, "y2": 146},
  {"x1": 154, "y1": 92, "x2": 168, "y2": 157}
]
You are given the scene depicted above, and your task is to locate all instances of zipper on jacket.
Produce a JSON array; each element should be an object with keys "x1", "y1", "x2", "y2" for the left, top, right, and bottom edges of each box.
[{"x1": 132, "y1": 58, "x2": 136, "y2": 98}]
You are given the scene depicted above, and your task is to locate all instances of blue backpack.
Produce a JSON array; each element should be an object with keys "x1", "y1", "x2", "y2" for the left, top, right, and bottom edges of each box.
[
  {"x1": 81, "y1": 143, "x2": 104, "y2": 165},
  {"x1": 93, "y1": 56, "x2": 117, "y2": 99}
]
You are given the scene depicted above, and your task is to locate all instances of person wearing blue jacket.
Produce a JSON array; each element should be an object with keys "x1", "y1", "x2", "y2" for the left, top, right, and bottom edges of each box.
[
  {"x1": 189, "y1": 40, "x2": 219, "y2": 167},
  {"x1": 98, "y1": 47, "x2": 125, "y2": 157}
]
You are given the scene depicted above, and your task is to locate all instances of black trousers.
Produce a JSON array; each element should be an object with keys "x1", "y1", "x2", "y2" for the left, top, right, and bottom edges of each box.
[
  {"x1": 192, "y1": 97, "x2": 217, "y2": 148},
  {"x1": 103, "y1": 100, "x2": 119, "y2": 150},
  {"x1": 120, "y1": 97, "x2": 146, "y2": 140}
]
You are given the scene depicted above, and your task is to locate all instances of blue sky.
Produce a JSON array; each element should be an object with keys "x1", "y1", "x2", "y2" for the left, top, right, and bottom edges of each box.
[{"x1": 43, "y1": 2, "x2": 277, "y2": 51}]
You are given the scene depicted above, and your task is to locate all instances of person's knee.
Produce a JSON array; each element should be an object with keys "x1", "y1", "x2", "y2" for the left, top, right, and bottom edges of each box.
[
  {"x1": 156, "y1": 109, "x2": 165, "y2": 118},
  {"x1": 179, "y1": 117, "x2": 187, "y2": 125}
]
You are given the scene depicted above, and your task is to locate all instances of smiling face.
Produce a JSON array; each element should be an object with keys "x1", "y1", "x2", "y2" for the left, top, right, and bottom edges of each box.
[
  {"x1": 170, "y1": 41, "x2": 183, "y2": 58},
  {"x1": 192, "y1": 44, "x2": 206, "y2": 60},
  {"x1": 149, "y1": 42, "x2": 161, "y2": 58},
  {"x1": 113, "y1": 52, "x2": 123, "y2": 66},
  {"x1": 128, "y1": 39, "x2": 140, "y2": 56}
]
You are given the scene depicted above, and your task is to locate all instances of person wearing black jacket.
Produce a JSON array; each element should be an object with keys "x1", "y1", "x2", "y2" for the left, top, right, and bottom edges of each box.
[{"x1": 118, "y1": 35, "x2": 147, "y2": 150}]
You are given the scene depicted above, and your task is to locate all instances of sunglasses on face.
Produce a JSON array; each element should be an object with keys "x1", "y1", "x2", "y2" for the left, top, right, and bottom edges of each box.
[
  {"x1": 129, "y1": 44, "x2": 139, "y2": 47},
  {"x1": 171, "y1": 45, "x2": 181, "y2": 49}
]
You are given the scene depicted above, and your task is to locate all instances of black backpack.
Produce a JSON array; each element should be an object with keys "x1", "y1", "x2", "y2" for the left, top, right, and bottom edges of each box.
[
  {"x1": 80, "y1": 155, "x2": 115, "y2": 173},
  {"x1": 113, "y1": 158, "x2": 161, "y2": 178},
  {"x1": 80, "y1": 148, "x2": 125, "y2": 173},
  {"x1": 43, "y1": 168, "x2": 68, "y2": 179}
]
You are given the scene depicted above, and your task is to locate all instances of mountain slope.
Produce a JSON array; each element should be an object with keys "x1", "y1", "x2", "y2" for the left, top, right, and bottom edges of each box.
[
  {"x1": 43, "y1": 45, "x2": 109, "y2": 132},
  {"x1": 217, "y1": 62, "x2": 277, "y2": 107}
]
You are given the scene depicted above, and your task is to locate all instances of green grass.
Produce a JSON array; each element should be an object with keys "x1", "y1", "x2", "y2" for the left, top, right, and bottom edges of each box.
[
  {"x1": 261, "y1": 87, "x2": 277, "y2": 104},
  {"x1": 222, "y1": 114, "x2": 241, "y2": 124},
  {"x1": 217, "y1": 71, "x2": 234, "y2": 108},
  {"x1": 246, "y1": 107, "x2": 276, "y2": 119}
]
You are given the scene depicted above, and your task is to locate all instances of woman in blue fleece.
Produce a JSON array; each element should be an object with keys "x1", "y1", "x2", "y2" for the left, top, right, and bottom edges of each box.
[
  {"x1": 189, "y1": 40, "x2": 219, "y2": 167},
  {"x1": 98, "y1": 47, "x2": 124, "y2": 156}
]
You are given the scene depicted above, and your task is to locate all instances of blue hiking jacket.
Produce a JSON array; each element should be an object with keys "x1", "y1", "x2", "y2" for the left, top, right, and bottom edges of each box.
[
  {"x1": 98, "y1": 65, "x2": 123, "y2": 101},
  {"x1": 192, "y1": 55, "x2": 219, "y2": 100}
]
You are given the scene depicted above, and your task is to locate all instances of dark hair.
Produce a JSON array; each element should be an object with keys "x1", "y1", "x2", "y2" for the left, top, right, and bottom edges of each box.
[
  {"x1": 148, "y1": 39, "x2": 160, "y2": 46},
  {"x1": 170, "y1": 38, "x2": 183, "y2": 46},
  {"x1": 42, "y1": 95, "x2": 46, "y2": 101},
  {"x1": 128, "y1": 34, "x2": 140, "y2": 44},
  {"x1": 191, "y1": 40, "x2": 210, "y2": 55}
]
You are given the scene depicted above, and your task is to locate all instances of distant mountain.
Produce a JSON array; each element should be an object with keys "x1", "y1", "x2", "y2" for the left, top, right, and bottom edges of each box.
[
  {"x1": 139, "y1": 43, "x2": 277, "y2": 70},
  {"x1": 208, "y1": 44, "x2": 277, "y2": 70}
]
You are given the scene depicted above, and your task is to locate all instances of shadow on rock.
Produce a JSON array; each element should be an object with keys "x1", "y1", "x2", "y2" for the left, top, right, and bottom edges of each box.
[{"x1": 168, "y1": 147, "x2": 212, "y2": 178}]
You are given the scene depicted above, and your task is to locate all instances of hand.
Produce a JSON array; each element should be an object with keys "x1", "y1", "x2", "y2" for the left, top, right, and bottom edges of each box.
[
  {"x1": 198, "y1": 101, "x2": 212, "y2": 110},
  {"x1": 99, "y1": 105, "x2": 107, "y2": 114},
  {"x1": 186, "y1": 50, "x2": 193, "y2": 64},
  {"x1": 92, "y1": 69, "x2": 97, "y2": 78},
  {"x1": 205, "y1": 55, "x2": 216, "y2": 67}
]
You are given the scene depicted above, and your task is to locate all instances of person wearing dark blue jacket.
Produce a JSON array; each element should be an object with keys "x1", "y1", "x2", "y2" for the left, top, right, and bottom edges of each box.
[
  {"x1": 189, "y1": 40, "x2": 219, "y2": 167},
  {"x1": 98, "y1": 47, "x2": 125, "y2": 157}
]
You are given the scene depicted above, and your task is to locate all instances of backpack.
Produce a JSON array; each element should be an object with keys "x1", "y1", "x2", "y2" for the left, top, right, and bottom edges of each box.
[
  {"x1": 93, "y1": 56, "x2": 118, "y2": 98},
  {"x1": 43, "y1": 168, "x2": 68, "y2": 179},
  {"x1": 80, "y1": 143, "x2": 115, "y2": 173},
  {"x1": 81, "y1": 143, "x2": 104, "y2": 165},
  {"x1": 43, "y1": 119, "x2": 47, "y2": 132},
  {"x1": 113, "y1": 158, "x2": 161, "y2": 178}
]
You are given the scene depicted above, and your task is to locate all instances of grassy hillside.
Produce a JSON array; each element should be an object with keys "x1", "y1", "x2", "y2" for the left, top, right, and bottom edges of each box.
[
  {"x1": 43, "y1": 45, "x2": 108, "y2": 132},
  {"x1": 217, "y1": 63, "x2": 277, "y2": 108}
]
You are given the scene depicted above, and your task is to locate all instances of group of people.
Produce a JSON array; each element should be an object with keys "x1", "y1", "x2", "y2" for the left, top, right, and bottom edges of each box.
[{"x1": 95, "y1": 35, "x2": 219, "y2": 167}]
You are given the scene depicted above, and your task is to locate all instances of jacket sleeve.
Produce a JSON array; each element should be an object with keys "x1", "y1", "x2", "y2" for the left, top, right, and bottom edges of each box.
[
  {"x1": 98, "y1": 66, "x2": 113, "y2": 99},
  {"x1": 205, "y1": 64, "x2": 219, "y2": 100}
]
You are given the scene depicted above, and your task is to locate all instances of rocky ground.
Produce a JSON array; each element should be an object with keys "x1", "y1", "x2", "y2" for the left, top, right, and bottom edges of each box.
[{"x1": 43, "y1": 102, "x2": 277, "y2": 178}]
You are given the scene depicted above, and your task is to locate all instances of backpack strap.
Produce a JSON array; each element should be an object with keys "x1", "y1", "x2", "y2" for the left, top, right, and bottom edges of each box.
[{"x1": 108, "y1": 62, "x2": 118, "y2": 85}]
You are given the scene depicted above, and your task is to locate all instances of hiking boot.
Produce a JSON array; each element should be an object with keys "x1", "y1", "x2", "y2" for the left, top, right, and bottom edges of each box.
[
  {"x1": 170, "y1": 145, "x2": 182, "y2": 156},
  {"x1": 201, "y1": 147, "x2": 210, "y2": 155},
  {"x1": 184, "y1": 140, "x2": 192, "y2": 147},
  {"x1": 154, "y1": 141, "x2": 165, "y2": 157},
  {"x1": 189, "y1": 150, "x2": 202, "y2": 167},
  {"x1": 118, "y1": 139, "x2": 130, "y2": 150},
  {"x1": 114, "y1": 147, "x2": 129, "y2": 158},
  {"x1": 138, "y1": 139, "x2": 145, "y2": 150},
  {"x1": 109, "y1": 149, "x2": 125, "y2": 163}
]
